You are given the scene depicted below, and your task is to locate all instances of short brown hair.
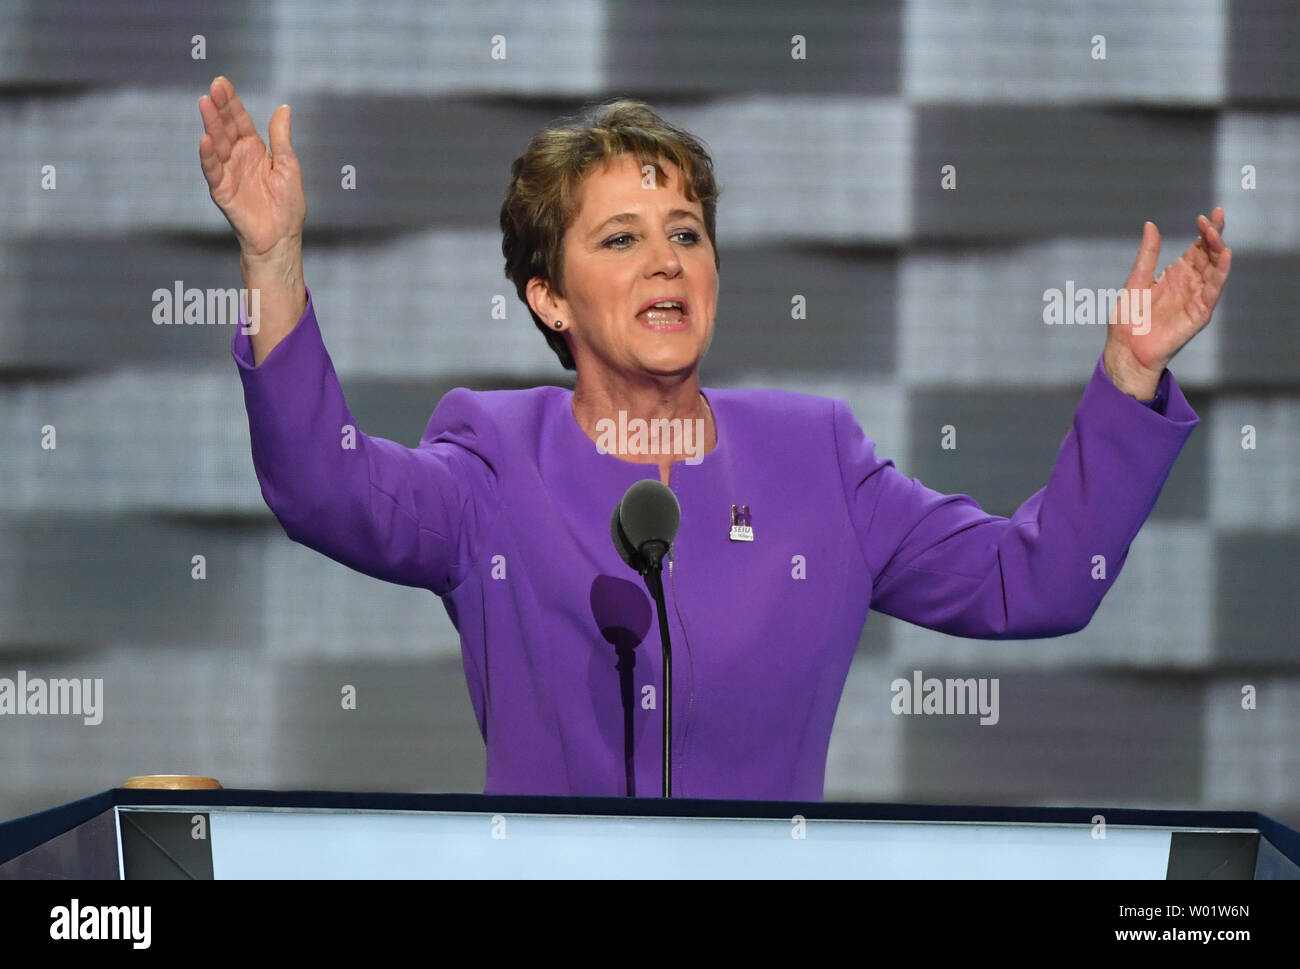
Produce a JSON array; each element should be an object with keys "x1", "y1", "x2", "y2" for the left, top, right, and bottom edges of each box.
[{"x1": 500, "y1": 98, "x2": 721, "y2": 371}]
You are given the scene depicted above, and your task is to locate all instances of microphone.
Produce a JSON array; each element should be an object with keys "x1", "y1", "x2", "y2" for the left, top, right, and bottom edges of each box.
[
  {"x1": 610, "y1": 479, "x2": 681, "y2": 796},
  {"x1": 610, "y1": 479, "x2": 681, "y2": 574}
]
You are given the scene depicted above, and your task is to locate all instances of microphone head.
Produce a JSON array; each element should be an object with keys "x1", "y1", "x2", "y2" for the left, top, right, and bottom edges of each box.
[
  {"x1": 610, "y1": 502, "x2": 639, "y2": 570},
  {"x1": 616, "y1": 479, "x2": 681, "y2": 571}
]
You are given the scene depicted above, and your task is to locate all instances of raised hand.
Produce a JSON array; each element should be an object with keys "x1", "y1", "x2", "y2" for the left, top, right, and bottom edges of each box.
[
  {"x1": 1103, "y1": 207, "x2": 1232, "y2": 400},
  {"x1": 199, "y1": 77, "x2": 307, "y2": 363},
  {"x1": 198, "y1": 76, "x2": 306, "y2": 261}
]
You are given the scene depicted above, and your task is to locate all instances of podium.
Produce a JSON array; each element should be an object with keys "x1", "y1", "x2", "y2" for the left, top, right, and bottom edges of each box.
[{"x1": 2, "y1": 789, "x2": 1297, "y2": 879}]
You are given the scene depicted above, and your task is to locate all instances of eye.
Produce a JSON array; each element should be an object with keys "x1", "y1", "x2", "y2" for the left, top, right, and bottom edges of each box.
[{"x1": 602, "y1": 230, "x2": 701, "y2": 250}]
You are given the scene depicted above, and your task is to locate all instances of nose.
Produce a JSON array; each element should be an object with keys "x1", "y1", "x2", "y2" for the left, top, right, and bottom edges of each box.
[{"x1": 644, "y1": 232, "x2": 683, "y2": 277}]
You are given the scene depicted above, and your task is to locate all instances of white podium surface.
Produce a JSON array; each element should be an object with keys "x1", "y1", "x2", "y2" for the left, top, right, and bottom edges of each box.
[
  {"x1": 6, "y1": 791, "x2": 1284, "y2": 880},
  {"x1": 146, "y1": 808, "x2": 1187, "y2": 879}
]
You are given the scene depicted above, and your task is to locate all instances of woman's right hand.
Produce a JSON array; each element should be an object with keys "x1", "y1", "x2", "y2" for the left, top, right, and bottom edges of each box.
[{"x1": 198, "y1": 76, "x2": 306, "y2": 263}]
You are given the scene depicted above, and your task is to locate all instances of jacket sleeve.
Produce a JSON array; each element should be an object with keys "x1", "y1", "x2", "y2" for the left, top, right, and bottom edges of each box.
[
  {"x1": 835, "y1": 354, "x2": 1197, "y2": 639},
  {"x1": 231, "y1": 288, "x2": 499, "y2": 595}
]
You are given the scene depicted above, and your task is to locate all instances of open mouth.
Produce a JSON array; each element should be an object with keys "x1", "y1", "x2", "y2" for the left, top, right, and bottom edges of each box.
[{"x1": 637, "y1": 299, "x2": 690, "y2": 329}]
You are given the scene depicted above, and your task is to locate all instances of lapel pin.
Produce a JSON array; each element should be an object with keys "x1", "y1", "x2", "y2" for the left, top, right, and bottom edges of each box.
[{"x1": 729, "y1": 504, "x2": 754, "y2": 542}]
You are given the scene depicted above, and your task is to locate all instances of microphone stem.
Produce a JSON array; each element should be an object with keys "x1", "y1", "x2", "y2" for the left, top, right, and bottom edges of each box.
[{"x1": 645, "y1": 566, "x2": 672, "y2": 797}]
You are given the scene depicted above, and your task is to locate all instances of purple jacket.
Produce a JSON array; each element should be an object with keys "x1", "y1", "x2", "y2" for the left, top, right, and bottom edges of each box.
[{"x1": 232, "y1": 290, "x2": 1196, "y2": 800}]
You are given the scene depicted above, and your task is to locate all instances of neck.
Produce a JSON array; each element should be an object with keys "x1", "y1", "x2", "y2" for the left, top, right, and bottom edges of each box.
[{"x1": 571, "y1": 369, "x2": 716, "y2": 469}]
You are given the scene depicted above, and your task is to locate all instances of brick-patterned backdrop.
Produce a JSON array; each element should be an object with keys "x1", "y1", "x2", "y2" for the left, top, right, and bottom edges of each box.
[{"x1": 1, "y1": 0, "x2": 1296, "y2": 826}]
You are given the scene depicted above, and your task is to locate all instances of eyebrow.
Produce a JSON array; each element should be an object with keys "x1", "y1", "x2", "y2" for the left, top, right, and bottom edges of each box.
[{"x1": 589, "y1": 209, "x2": 703, "y2": 237}]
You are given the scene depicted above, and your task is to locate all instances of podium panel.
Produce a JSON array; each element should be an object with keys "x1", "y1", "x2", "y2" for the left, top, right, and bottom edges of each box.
[{"x1": 2, "y1": 790, "x2": 1296, "y2": 879}]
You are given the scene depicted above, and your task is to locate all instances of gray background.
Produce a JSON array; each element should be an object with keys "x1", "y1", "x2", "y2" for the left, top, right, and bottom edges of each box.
[{"x1": 1, "y1": 0, "x2": 1296, "y2": 827}]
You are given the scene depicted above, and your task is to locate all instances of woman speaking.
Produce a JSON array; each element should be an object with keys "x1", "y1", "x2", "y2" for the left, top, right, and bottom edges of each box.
[{"x1": 198, "y1": 77, "x2": 1231, "y2": 800}]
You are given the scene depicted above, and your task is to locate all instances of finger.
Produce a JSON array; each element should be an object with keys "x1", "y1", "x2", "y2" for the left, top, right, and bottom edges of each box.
[
  {"x1": 217, "y1": 76, "x2": 259, "y2": 141},
  {"x1": 1200, "y1": 247, "x2": 1232, "y2": 307},
  {"x1": 198, "y1": 132, "x2": 224, "y2": 189},
  {"x1": 1197, "y1": 214, "x2": 1227, "y2": 253},
  {"x1": 1211, "y1": 205, "x2": 1224, "y2": 233},
  {"x1": 208, "y1": 77, "x2": 241, "y2": 149},
  {"x1": 267, "y1": 104, "x2": 297, "y2": 167},
  {"x1": 1216, "y1": 246, "x2": 1231, "y2": 282},
  {"x1": 1128, "y1": 220, "x2": 1161, "y2": 287},
  {"x1": 198, "y1": 94, "x2": 233, "y2": 162}
]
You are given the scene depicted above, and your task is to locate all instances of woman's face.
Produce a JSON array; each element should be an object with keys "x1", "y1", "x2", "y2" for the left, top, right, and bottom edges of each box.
[{"x1": 539, "y1": 153, "x2": 718, "y2": 382}]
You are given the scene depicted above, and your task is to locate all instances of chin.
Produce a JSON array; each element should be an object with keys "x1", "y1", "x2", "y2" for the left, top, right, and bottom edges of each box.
[
  {"x1": 636, "y1": 355, "x2": 700, "y2": 378},
  {"x1": 634, "y1": 336, "x2": 703, "y2": 369},
  {"x1": 631, "y1": 334, "x2": 706, "y2": 375}
]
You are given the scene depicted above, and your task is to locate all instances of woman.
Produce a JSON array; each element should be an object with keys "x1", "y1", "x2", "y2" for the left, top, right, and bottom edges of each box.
[{"x1": 198, "y1": 77, "x2": 1231, "y2": 800}]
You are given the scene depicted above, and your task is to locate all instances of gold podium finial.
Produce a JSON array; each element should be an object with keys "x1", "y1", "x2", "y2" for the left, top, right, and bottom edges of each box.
[{"x1": 121, "y1": 775, "x2": 223, "y2": 790}]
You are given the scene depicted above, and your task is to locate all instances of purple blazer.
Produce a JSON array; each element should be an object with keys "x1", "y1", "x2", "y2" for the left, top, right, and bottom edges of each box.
[{"x1": 232, "y1": 290, "x2": 1196, "y2": 800}]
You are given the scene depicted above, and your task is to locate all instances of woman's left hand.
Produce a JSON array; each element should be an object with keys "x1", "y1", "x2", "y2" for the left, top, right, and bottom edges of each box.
[{"x1": 1102, "y1": 207, "x2": 1232, "y2": 400}]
